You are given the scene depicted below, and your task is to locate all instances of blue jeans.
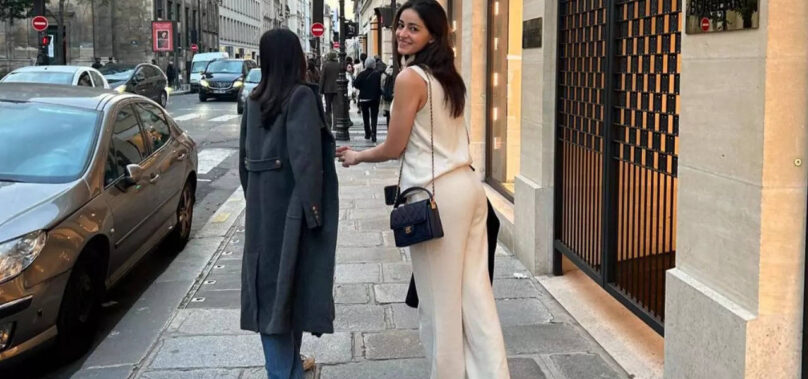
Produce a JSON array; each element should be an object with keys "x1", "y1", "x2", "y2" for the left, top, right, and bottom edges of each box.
[{"x1": 260, "y1": 331, "x2": 304, "y2": 379}]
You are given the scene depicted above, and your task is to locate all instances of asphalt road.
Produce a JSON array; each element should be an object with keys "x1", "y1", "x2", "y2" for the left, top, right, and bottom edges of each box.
[{"x1": 0, "y1": 92, "x2": 245, "y2": 378}]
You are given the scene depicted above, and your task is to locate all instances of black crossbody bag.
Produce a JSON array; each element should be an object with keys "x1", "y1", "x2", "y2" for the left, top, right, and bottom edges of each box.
[{"x1": 387, "y1": 72, "x2": 444, "y2": 247}]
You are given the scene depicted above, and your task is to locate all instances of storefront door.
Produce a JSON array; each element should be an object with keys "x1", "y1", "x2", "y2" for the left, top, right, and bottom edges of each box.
[{"x1": 554, "y1": 0, "x2": 681, "y2": 334}]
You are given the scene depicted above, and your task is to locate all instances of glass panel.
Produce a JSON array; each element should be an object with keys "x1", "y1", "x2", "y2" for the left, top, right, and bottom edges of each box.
[
  {"x1": 486, "y1": 0, "x2": 522, "y2": 196},
  {"x1": 111, "y1": 105, "x2": 148, "y2": 174},
  {"x1": 134, "y1": 103, "x2": 172, "y2": 152},
  {"x1": 0, "y1": 102, "x2": 99, "y2": 183}
]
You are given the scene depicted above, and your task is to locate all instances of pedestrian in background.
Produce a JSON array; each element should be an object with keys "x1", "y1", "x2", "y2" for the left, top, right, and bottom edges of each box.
[
  {"x1": 353, "y1": 57, "x2": 382, "y2": 142},
  {"x1": 345, "y1": 56, "x2": 355, "y2": 103},
  {"x1": 374, "y1": 55, "x2": 387, "y2": 74},
  {"x1": 380, "y1": 61, "x2": 395, "y2": 126},
  {"x1": 306, "y1": 58, "x2": 321, "y2": 84},
  {"x1": 336, "y1": 0, "x2": 510, "y2": 377},
  {"x1": 92, "y1": 57, "x2": 103, "y2": 69},
  {"x1": 166, "y1": 62, "x2": 178, "y2": 88},
  {"x1": 239, "y1": 28, "x2": 339, "y2": 379},
  {"x1": 319, "y1": 52, "x2": 340, "y2": 129}
]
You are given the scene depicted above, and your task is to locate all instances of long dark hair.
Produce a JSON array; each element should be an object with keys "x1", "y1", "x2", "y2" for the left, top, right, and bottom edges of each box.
[
  {"x1": 393, "y1": 0, "x2": 465, "y2": 118},
  {"x1": 250, "y1": 29, "x2": 306, "y2": 124}
]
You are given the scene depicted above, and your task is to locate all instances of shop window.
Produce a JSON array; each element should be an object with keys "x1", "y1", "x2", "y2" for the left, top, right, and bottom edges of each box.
[{"x1": 486, "y1": 0, "x2": 522, "y2": 198}]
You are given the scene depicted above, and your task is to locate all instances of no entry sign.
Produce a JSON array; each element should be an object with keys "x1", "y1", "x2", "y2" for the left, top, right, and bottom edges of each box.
[
  {"x1": 700, "y1": 17, "x2": 710, "y2": 32},
  {"x1": 311, "y1": 23, "x2": 325, "y2": 38},
  {"x1": 32, "y1": 16, "x2": 48, "y2": 32}
]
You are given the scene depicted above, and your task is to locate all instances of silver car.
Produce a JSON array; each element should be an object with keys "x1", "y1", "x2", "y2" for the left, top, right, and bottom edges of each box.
[
  {"x1": 237, "y1": 68, "x2": 261, "y2": 114},
  {"x1": 1, "y1": 65, "x2": 110, "y2": 89},
  {"x1": 0, "y1": 83, "x2": 198, "y2": 364}
]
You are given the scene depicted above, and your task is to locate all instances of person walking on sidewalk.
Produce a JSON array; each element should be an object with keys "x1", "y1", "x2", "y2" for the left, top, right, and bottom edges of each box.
[
  {"x1": 319, "y1": 52, "x2": 341, "y2": 129},
  {"x1": 336, "y1": 0, "x2": 510, "y2": 377},
  {"x1": 353, "y1": 57, "x2": 383, "y2": 142},
  {"x1": 239, "y1": 29, "x2": 339, "y2": 379}
]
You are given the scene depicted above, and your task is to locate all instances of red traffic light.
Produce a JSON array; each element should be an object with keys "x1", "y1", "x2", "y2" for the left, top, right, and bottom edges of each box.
[{"x1": 40, "y1": 36, "x2": 51, "y2": 46}]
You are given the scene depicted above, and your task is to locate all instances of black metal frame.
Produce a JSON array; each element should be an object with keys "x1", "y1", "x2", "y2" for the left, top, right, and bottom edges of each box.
[
  {"x1": 553, "y1": 0, "x2": 680, "y2": 335},
  {"x1": 803, "y1": 186, "x2": 807, "y2": 378}
]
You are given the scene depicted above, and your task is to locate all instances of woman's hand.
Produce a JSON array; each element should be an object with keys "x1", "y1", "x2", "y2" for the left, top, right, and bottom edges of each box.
[{"x1": 336, "y1": 146, "x2": 361, "y2": 167}]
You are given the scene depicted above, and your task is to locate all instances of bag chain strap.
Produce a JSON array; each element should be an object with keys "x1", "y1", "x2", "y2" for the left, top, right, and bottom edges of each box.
[{"x1": 395, "y1": 66, "x2": 436, "y2": 201}]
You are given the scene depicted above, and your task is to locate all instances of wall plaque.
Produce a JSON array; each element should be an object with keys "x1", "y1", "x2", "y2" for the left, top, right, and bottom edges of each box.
[
  {"x1": 522, "y1": 18, "x2": 542, "y2": 49},
  {"x1": 686, "y1": 0, "x2": 759, "y2": 34}
]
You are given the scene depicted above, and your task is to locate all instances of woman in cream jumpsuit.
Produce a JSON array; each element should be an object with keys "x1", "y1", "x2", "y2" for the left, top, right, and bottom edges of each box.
[{"x1": 336, "y1": 0, "x2": 510, "y2": 377}]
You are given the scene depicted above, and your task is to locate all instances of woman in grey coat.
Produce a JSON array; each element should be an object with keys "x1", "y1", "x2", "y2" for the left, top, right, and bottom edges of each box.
[{"x1": 239, "y1": 29, "x2": 339, "y2": 378}]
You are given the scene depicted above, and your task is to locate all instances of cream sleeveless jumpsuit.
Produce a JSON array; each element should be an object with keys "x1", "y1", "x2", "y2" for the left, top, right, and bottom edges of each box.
[{"x1": 397, "y1": 65, "x2": 510, "y2": 379}]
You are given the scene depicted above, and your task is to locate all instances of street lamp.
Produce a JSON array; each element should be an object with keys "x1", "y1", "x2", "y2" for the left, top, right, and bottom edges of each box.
[{"x1": 333, "y1": 0, "x2": 350, "y2": 141}]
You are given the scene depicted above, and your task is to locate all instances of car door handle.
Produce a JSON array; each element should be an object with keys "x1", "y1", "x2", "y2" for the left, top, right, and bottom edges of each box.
[{"x1": 149, "y1": 174, "x2": 160, "y2": 184}]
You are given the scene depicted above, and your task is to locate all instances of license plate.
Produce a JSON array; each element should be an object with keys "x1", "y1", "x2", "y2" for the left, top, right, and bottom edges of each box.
[{"x1": 213, "y1": 89, "x2": 227, "y2": 94}]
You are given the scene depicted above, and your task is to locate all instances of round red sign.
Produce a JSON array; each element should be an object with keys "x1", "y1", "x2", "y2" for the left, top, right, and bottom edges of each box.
[
  {"x1": 191, "y1": 43, "x2": 198, "y2": 52},
  {"x1": 311, "y1": 23, "x2": 325, "y2": 38},
  {"x1": 700, "y1": 17, "x2": 710, "y2": 32},
  {"x1": 32, "y1": 16, "x2": 48, "y2": 32}
]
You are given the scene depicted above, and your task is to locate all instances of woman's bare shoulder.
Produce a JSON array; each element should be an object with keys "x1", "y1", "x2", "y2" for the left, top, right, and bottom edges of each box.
[{"x1": 395, "y1": 68, "x2": 427, "y2": 95}]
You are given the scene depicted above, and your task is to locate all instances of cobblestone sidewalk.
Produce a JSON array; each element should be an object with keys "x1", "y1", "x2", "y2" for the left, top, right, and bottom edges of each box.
[{"x1": 131, "y1": 108, "x2": 628, "y2": 379}]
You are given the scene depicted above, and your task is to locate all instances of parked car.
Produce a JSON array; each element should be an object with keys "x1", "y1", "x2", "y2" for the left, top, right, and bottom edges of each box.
[
  {"x1": 198, "y1": 59, "x2": 258, "y2": 102},
  {"x1": 189, "y1": 52, "x2": 229, "y2": 92},
  {"x1": 0, "y1": 65, "x2": 109, "y2": 89},
  {"x1": 99, "y1": 63, "x2": 169, "y2": 107},
  {"x1": 237, "y1": 68, "x2": 261, "y2": 114},
  {"x1": 0, "y1": 83, "x2": 198, "y2": 365}
]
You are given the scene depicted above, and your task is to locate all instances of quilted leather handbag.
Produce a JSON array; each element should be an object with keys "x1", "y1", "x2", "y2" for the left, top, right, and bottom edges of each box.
[{"x1": 389, "y1": 69, "x2": 444, "y2": 247}]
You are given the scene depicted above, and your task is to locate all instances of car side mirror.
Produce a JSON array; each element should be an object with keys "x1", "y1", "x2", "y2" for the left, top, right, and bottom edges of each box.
[{"x1": 123, "y1": 164, "x2": 144, "y2": 187}]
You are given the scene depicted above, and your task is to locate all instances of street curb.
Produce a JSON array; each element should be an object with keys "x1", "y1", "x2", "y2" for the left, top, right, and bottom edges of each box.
[{"x1": 124, "y1": 187, "x2": 246, "y2": 379}]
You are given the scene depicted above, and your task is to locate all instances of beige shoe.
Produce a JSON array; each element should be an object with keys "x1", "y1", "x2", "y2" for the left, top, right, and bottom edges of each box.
[{"x1": 301, "y1": 354, "x2": 315, "y2": 371}]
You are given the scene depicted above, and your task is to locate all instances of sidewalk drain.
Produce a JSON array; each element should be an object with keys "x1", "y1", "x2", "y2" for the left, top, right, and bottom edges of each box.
[{"x1": 191, "y1": 297, "x2": 206, "y2": 303}]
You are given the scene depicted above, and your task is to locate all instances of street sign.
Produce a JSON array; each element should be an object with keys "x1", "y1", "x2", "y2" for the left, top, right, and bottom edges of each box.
[
  {"x1": 32, "y1": 16, "x2": 48, "y2": 32},
  {"x1": 700, "y1": 17, "x2": 710, "y2": 32},
  {"x1": 333, "y1": 41, "x2": 340, "y2": 49},
  {"x1": 191, "y1": 43, "x2": 198, "y2": 52},
  {"x1": 311, "y1": 23, "x2": 325, "y2": 38}
]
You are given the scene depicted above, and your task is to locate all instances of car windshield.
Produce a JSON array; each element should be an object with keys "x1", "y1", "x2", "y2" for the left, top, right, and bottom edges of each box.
[
  {"x1": 0, "y1": 101, "x2": 99, "y2": 183},
  {"x1": 245, "y1": 70, "x2": 261, "y2": 83},
  {"x1": 206, "y1": 61, "x2": 243, "y2": 74},
  {"x1": 99, "y1": 64, "x2": 136, "y2": 81},
  {"x1": 191, "y1": 61, "x2": 210, "y2": 73},
  {"x1": 1, "y1": 71, "x2": 74, "y2": 85}
]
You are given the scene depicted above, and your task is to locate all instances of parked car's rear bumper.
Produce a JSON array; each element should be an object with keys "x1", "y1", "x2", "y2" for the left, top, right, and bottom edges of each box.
[{"x1": 0, "y1": 270, "x2": 70, "y2": 366}]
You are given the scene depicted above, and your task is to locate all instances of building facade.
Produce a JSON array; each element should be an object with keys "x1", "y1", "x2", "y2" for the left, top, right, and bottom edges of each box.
[
  {"x1": 219, "y1": 0, "x2": 262, "y2": 60},
  {"x1": 0, "y1": 0, "x2": 219, "y2": 77},
  {"x1": 440, "y1": 0, "x2": 806, "y2": 377},
  {"x1": 353, "y1": 0, "x2": 395, "y2": 64}
]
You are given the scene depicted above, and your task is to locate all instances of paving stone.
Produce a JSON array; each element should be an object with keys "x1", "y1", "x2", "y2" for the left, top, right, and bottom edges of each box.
[
  {"x1": 241, "y1": 367, "x2": 316, "y2": 379},
  {"x1": 550, "y1": 353, "x2": 627, "y2": 378},
  {"x1": 334, "y1": 283, "x2": 370, "y2": 304},
  {"x1": 503, "y1": 325, "x2": 592, "y2": 355},
  {"x1": 166, "y1": 309, "x2": 249, "y2": 335},
  {"x1": 140, "y1": 369, "x2": 242, "y2": 379},
  {"x1": 508, "y1": 357, "x2": 547, "y2": 379},
  {"x1": 72, "y1": 366, "x2": 135, "y2": 379},
  {"x1": 339, "y1": 200, "x2": 355, "y2": 209},
  {"x1": 335, "y1": 304, "x2": 386, "y2": 331},
  {"x1": 335, "y1": 263, "x2": 381, "y2": 283},
  {"x1": 364, "y1": 330, "x2": 424, "y2": 360},
  {"x1": 355, "y1": 198, "x2": 390, "y2": 209},
  {"x1": 336, "y1": 247, "x2": 402, "y2": 263},
  {"x1": 337, "y1": 231, "x2": 383, "y2": 247},
  {"x1": 350, "y1": 208, "x2": 391, "y2": 220},
  {"x1": 373, "y1": 283, "x2": 409, "y2": 304},
  {"x1": 493, "y1": 278, "x2": 541, "y2": 299},
  {"x1": 185, "y1": 289, "x2": 241, "y2": 309},
  {"x1": 494, "y1": 255, "x2": 532, "y2": 279},
  {"x1": 390, "y1": 303, "x2": 420, "y2": 329},
  {"x1": 149, "y1": 335, "x2": 264, "y2": 369},
  {"x1": 320, "y1": 358, "x2": 430, "y2": 379},
  {"x1": 301, "y1": 332, "x2": 353, "y2": 364},
  {"x1": 496, "y1": 299, "x2": 553, "y2": 327},
  {"x1": 338, "y1": 219, "x2": 358, "y2": 232},
  {"x1": 382, "y1": 262, "x2": 413, "y2": 283},
  {"x1": 357, "y1": 217, "x2": 390, "y2": 231}
]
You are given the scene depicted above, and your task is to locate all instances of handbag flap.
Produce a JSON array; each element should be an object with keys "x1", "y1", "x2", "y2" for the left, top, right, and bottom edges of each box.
[{"x1": 390, "y1": 200, "x2": 430, "y2": 229}]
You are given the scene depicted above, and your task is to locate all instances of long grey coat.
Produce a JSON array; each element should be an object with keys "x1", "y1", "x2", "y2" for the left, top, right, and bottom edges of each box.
[{"x1": 239, "y1": 84, "x2": 339, "y2": 335}]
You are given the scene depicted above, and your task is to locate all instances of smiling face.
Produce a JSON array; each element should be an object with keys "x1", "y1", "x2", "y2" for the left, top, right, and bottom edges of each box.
[{"x1": 396, "y1": 9, "x2": 433, "y2": 56}]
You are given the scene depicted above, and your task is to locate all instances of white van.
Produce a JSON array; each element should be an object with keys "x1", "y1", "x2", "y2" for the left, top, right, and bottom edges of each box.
[{"x1": 190, "y1": 52, "x2": 229, "y2": 92}]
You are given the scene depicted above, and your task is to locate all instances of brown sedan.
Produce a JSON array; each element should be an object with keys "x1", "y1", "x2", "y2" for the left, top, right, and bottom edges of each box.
[{"x1": 0, "y1": 83, "x2": 198, "y2": 364}]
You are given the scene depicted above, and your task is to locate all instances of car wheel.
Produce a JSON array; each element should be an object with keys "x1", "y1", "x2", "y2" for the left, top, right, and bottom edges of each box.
[
  {"x1": 55, "y1": 253, "x2": 102, "y2": 362},
  {"x1": 167, "y1": 180, "x2": 195, "y2": 252},
  {"x1": 159, "y1": 91, "x2": 168, "y2": 108},
  {"x1": 199, "y1": 93, "x2": 207, "y2": 102}
]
